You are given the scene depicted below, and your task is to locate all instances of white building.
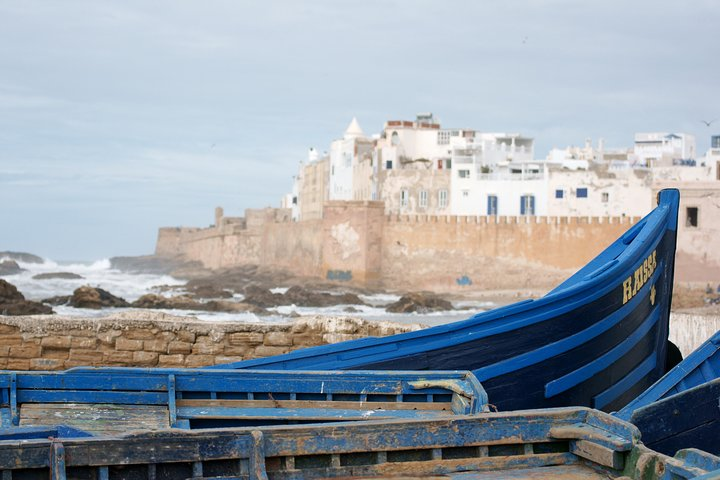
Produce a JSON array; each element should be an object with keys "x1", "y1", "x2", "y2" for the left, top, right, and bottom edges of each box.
[
  {"x1": 450, "y1": 133, "x2": 539, "y2": 215},
  {"x1": 633, "y1": 132, "x2": 696, "y2": 167},
  {"x1": 328, "y1": 118, "x2": 372, "y2": 200}
]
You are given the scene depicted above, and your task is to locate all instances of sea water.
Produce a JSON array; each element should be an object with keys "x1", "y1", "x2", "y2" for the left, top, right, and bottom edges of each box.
[{"x1": 2, "y1": 255, "x2": 492, "y2": 325}]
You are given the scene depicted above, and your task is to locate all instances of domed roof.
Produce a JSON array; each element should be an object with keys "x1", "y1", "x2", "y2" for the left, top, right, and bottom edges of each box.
[{"x1": 344, "y1": 117, "x2": 365, "y2": 140}]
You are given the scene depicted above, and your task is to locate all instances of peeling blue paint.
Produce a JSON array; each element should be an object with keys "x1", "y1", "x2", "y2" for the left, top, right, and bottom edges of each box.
[{"x1": 456, "y1": 275, "x2": 472, "y2": 286}]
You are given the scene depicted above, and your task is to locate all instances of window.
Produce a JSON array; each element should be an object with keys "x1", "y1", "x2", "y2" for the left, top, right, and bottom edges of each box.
[
  {"x1": 386, "y1": 160, "x2": 393, "y2": 170},
  {"x1": 292, "y1": 196, "x2": 298, "y2": 205},
  {"x1": 487, "y1": 195, "x2": 498, "y2": 215},
  {"x1": 391, "y1": 131, "x2": 399, "y2": 145},
  {"x1": 462, "y1": 190, "x2": 469, "y2": 197},
  {"x1": 458, "y1": 169, "x2": 470, "y2": 178},
  {"x1": 555, "y1": 189, "x2": 564, "y2": 199},
  {"x1": 419, "y1": 190, "x2": 428, "y2": 208},
  {"x1": 576, "y1": 188, "x2": 588, "y2": 198},
  {"x1": 437, "y1": 159, "x2": 443, "y2": 169},
  {"x1": 520, "y1": 195, "x2": 535, "y2": 215},
  {"x1": 438, "y1": 189, "x2": 448, "y2": 208},
  {"x1": 400, "y1": 189, "x2": 409, "y2": 207},
  {"x1": 686, "y1": 207, "x2": 698, "y2": 227},
  {"x1": 446, "y1": 159, "x2": 452, "y2": 169},
  {"x1": 601, "y1": 192, "x2": 609, "y2": 203}
]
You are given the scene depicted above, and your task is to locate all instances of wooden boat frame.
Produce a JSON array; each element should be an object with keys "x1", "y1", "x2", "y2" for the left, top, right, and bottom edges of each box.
[
  {"x1": 0, "y1": 407, "x2": 718, "y2": 479},
  {"x1": 0, "y1": 368, "x2": 486, "y2": 435}
]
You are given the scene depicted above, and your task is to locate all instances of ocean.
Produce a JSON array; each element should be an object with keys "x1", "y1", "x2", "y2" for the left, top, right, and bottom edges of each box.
[{"x1": 3, "y1": 256, "x2": 493, "y2": 326}]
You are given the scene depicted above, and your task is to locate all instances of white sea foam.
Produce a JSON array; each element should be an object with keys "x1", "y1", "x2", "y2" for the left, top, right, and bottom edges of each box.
[{"x1": 4, "y1": 256, "x2": 184, "y2": 302}]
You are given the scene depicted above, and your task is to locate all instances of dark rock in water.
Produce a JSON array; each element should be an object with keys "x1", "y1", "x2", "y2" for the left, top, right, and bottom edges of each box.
[
  {"x1": 188, "y1": 284, "x2": 233, "y2": 299},
  {"x1": 70, "y1": 286, "x2": 129, "y2": 309},
  {"x1": 42, "y1": 295, "x2": 72, "y2": 306},
  {"x1": 242, "y1": 285, "x2": 284, "y2": 308},
  {"x1": 0, "y1": 279, "x2": 24, "y2": 303},
  {"x1": 0, "y1": 251, "x2": 44, "y2": 264},
  {"x1": 132, "y1": 293, "x2": 266, "y2": 314},
  {"x1": 385, "y1": 292, "x2": 453, "y2": 314},
  {"x1": 132, "y1": 294, "x2": 201, "y2": 310},
  {"x1": 0, "y1": 260, "x2": 24, "y2": 276},
  {"x1": 203, "y1": 300, "x2": 267, "y2": 314},
  {"x1": 242, "y1": 284, "x2": 366, "y2": 308},
  {"x1": 283, "y1": 285, "x2": 366, "y2": 307},
  {"x1": 0, "y1": 279, "x2": 54, "y2": 315},
  {"x1": 344, "y1": 306, "x2": 361, "y2": 313},
  {"x1": 32, "y1": 272, "x2": 84, "y2": 280}
]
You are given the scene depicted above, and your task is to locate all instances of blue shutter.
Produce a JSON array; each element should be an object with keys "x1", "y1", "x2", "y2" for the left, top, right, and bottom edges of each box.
[
  {"x1": 520, "y1": 196, "x2": 526, "y2": 215},
  {"x1": 530, "y1": 195, "x2": 535, "y2": 215}
]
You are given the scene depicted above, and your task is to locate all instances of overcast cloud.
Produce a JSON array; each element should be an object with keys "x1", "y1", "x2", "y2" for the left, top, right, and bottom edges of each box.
[{"x1": 1, "y1": 1, "x2": 718, "y2": 260}]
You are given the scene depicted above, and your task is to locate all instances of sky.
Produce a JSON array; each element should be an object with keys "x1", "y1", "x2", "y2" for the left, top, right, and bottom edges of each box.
[{"x1": 1, "y1": 1, "x2": 719, "y2": 260}]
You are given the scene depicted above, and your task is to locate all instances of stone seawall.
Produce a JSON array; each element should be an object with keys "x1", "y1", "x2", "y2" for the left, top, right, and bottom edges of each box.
[{"x1": 0, "y1": 312, "x2": 424, "y2": 371}]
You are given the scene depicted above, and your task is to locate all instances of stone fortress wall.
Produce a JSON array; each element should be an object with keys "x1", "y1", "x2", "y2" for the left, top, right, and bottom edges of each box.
[{"x1": 157, "y1": 202, "x2": 645, "y2": 291}]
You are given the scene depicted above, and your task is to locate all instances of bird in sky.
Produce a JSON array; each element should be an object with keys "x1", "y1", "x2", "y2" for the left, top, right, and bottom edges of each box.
[{"x1": 701, "y1": 119, "x2": 716, "y2": 127}]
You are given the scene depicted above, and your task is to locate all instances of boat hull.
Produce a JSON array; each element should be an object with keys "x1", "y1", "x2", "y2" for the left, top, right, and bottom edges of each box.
[
  {"x1": 617, "y1": 329, "x2": 720, "y2": 455},
  {"x1": 209, "y1": 190, "x2": 681, "y2": 413}
]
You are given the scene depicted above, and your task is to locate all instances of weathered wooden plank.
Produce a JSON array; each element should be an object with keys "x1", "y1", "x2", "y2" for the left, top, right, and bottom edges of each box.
[{"x1": 19, "y1": 404, "x2": 169, "y2": 435}]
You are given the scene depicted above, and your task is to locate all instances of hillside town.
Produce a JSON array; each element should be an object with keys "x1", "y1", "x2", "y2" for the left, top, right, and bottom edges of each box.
[{"x1": 264, "y1": 114, "x2": 719, "y2": 285}]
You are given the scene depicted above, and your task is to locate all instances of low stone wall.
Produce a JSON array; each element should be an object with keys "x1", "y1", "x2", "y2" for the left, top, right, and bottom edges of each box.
[{"x1": 0, "y1": 312, "x2": 424, "y2": 371}]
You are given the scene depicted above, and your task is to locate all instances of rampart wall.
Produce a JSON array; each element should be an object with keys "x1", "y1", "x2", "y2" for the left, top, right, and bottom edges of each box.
[{"x1": 155, "y1": 203, "x2": 645, "y2": 290}]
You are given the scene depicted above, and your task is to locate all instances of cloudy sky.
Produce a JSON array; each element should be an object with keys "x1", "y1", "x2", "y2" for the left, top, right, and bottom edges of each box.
[{"x1": 1, "y1": 1, "x2": 718, "y2": 260}]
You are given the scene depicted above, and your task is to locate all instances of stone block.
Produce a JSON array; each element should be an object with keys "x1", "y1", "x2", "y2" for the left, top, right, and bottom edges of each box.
[
  {"x1": 192, "y1": 342, "x2": 224, "y2": 355},
  {"x1": 263, "y1": 332, "x2": 293, "y2": 347},
  {"x1": 9, "y1": 345, "x2": 41, "y2": 359},
  {"x1": 292, "y1": 334, "x2": 322, "y2": 346},
  {"x1": 176, "y1": 331, "x2": 196, "y2": 343},
  {"x1": 67, "y1": 328, "x2": 96, "y2": 337},
  {"x1": 0, "y1": 345, "x2": 9, "y2": 356},
  {"x1": 41, "y1": 348, "x2": 70, "y2": 360},
  {"x1": 323, "y1": 333, "x2": 360, "y2": 344},
  {"x1": 144, "y1": 339, "x2": 169, "y2": 353},
  {"x1": 222, "y1": 345, "x2": 250, "y2": 356},
  {"x1": 184, "y1": 354, "x2": 215, "y2": 368},
  {"x1": 69, "y1": 349, "x2": 105, "y2": 364},
  {"x1": 132, "y1": 351, "x2": 159, "y2": 366},
  {"x1": 167, "y1": 341, "x2": 193, "y2": 354},
  {"x1": 115, "y1": 338, "x2": 143, "y2": 351},
  {"x1": 158, "y1": 354, "x2": 185, "y2": 367},
  {"x1": 71, "y1": 337, "x2": 97, "y2": 349},
  {"x1": 228, "y1": 332, "x2": 264, "y2": 346},
  {"x1": 41, "y1": 336, "x2": 72, "y2": 349},
  {"x1": 104, "y1": 351, "x2": 133, "y2": 364},
  {"x1": 214, "y1": 355, "x2": 244, "y2": 365},
  {"x1": 30, "y1": 358, "x2": 64, "y2": 370},
  {"x1": 0, "y1": 324, "x2": 20, "y2": 334},
  {"x1": 7, "y1": 359, "x2": 30, "y2": 370},
  {"x1": 156, "y1": 331, "x2": 176, "y2": 342},
  {"x1": 122, "y1": 328, "x2": 156, "y2": 340},
  {"x1": 98, "y1": 331, "x2": 122, "y2": 345},
  {"x1": 253, "y1": 346, "x2": 289, "y2": 358},
  {"x1": 0, "y1": 335, "x2": 23, "y2": 346},
  {"x1": 62, "y1": 360, "x2": 92, "y2": 369}
]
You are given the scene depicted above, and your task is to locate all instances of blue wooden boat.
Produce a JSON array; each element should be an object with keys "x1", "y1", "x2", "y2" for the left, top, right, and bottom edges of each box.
[
  {"x1": 1, "y1": 407, "x2": 718, "y2": 479},
  {"x1": 616, "y1": 329, "x2": 720, "y2": 455},
  {"x1": 208, "y1": 189, "x2": 682, "y2": 413},
  {"x1": 0, "y1": 368, "x2": 486, "y2": 435}
]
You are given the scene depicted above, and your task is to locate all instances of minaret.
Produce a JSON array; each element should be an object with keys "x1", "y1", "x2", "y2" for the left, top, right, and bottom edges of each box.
[{"x1": 344, "y1": 117, "x2": 365, "y2": 140}]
